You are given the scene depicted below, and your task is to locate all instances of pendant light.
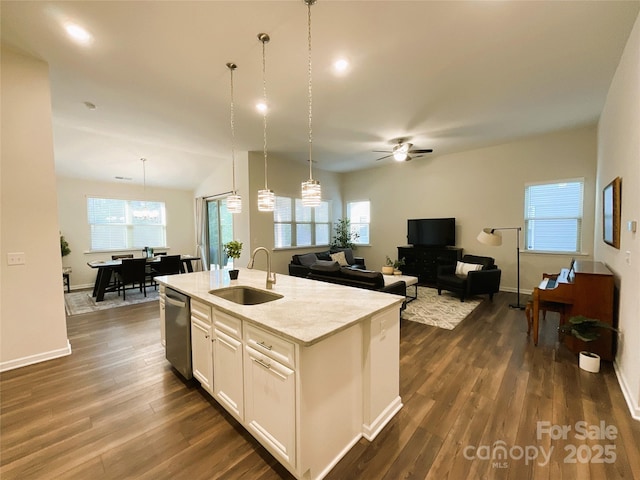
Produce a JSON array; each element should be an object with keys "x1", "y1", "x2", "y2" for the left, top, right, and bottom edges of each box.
[
  {"x1": 257, "y1": 33, "x2": 275, "y2": 212},
  {"x1": 301, "y1": 0, "x2": 321, "y2": 207},
  {"x1": 226, "y1": 62, "x2": 242, "y2": 214}
]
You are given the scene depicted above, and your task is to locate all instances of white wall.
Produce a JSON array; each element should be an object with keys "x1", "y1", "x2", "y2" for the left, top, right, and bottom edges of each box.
[
  {"x1": 57, "y1": 177, "x2": 196, "y2": 289},
  {"x1": 1, "y1": 48, "x2": 70, "y2": 370},
  {"x1": 596, "y1": 13, "x2": 640, "y2": 419},
  {"x1": 342, "y1": 125, "x2": 598, "y2": 294}
]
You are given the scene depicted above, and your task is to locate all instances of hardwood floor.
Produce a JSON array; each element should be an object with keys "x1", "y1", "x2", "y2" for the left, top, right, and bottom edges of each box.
[{"x1": 1, "y1": 292, "x2": 638, "y2": 479}]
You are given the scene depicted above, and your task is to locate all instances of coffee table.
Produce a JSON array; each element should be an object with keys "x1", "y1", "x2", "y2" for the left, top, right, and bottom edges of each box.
[{"x1": 383, "y1": 273, "x2": 418, "y2": 303}]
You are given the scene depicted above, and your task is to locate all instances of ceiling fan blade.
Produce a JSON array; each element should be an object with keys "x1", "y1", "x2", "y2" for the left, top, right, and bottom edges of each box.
[
  {"x1": 375, "y1": 154, "x2": 394, "y2": 162},
  {"x1": 409, "y1": 149, "x2": 433, "y2": 154},
  {"x1": 372, "y1": 150, "x2": 392, "y2": 153}
]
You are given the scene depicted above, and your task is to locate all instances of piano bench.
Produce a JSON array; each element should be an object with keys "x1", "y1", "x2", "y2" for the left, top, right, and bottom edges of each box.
[{"x1": 525, "y1": 299, "x2": 566, "y2": 344}]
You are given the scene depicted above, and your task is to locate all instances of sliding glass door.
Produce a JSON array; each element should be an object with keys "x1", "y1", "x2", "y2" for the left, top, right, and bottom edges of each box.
[{"x1": 207, "y1": 198, "x2": 233, "y2": 269}]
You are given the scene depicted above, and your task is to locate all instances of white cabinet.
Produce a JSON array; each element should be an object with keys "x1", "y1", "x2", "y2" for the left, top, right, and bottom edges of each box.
[
  {"x1": 191, "y1": 318, "x2": 213, "y2": 393},
  {"x1": 244, "y1": 325, "x2": 296, "y2": 468},
  {"x1": 191, "y1": 299, "x2": 213, "y2": 394},
  {"x1": 212, "y1": 310, "x2": 244, "y2": 421}
]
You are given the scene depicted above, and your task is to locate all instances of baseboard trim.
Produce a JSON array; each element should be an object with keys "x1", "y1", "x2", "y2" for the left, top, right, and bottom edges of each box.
[
  {"x1": 613, "y1": 360, "x2": 640, "y2": 421},
  {"x1": 362, "y1": 396, "x2": 403, "y2": 441},
  {"x1": 0, "y1": 340, "x2": 72, "y2": 372}
]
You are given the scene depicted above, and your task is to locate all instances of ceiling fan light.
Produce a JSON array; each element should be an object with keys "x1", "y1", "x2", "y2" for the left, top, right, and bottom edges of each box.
[
  {"x1": 301, "y1": 179, "x2": 322, "y2": 207},
  {"x1": 258, "y1": 189, "x2": 275, "y2": 212},
  {"x1": 393, "y1": 151, "x2": 408, "y2": 162}
]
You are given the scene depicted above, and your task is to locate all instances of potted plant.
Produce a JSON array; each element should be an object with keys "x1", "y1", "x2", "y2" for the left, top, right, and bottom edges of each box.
[
  {"x1": 393, "y1": 257, "x2": 405, "y2": 275},
  {"x1": 558, "y1": 315, "x2": 618, "y2": 373},
  {"x1": 60, "y1": 234, "x2": 71, "y2": 258},
  {"x1": 223, "y1": 240, "x2": 243, "y2": 280},
  {"x1": 331, "y1": 218, "x2": 359, "y2": 250}
]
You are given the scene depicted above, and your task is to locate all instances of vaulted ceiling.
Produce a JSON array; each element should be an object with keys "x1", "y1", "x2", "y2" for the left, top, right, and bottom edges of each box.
[{"x1": 2, "y1": 1, "x2": 638, "y2": 189}]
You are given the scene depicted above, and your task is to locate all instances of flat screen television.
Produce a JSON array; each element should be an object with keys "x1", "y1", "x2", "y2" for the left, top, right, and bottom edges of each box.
[{"x1": 407, "y1": 218, "x2": 456, "y2": 247}]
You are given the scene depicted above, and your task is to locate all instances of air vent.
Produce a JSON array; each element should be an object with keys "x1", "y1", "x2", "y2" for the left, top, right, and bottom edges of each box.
[{"x1": 115, "y1": 176, "x2": 132, "y2": 181}]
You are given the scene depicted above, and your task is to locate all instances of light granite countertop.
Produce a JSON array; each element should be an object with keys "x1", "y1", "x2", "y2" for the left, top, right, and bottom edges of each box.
[{"x1": 156, "y1": 268, "x2": 404, "y2": 346}]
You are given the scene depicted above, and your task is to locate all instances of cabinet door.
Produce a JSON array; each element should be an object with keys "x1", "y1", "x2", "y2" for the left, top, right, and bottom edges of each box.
[
  {"x1": 191, "y1": 317, "x2": 213, "y2": 393},
  {"x1": 244, "y1": 345, "x2": 296, "y2": 467},
  {"x1": 213, "y1": 329, "x2": 244, "y2": 420}
]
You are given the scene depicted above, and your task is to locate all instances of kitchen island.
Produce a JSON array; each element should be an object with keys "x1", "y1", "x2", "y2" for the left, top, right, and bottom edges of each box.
[{"x1": 156, "y1": 268, "x2": 404, "y2": 480}]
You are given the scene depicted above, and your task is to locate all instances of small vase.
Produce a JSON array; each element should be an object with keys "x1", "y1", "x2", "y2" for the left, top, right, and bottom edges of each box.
[
  {"x1": 579, "y1": 351, "x2": 600, "y2": 373},
  {"x1": 382, "y1": 266, "x2": 394, "y2": 275},
  {"x1": 229, "y1": 269, "x2": 239, "y2": 280}
]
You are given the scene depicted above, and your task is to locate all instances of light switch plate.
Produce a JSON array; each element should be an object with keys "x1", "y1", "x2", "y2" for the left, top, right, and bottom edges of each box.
[{"x1": 7, "y1": 252, "x2": 26, "y2": 265}]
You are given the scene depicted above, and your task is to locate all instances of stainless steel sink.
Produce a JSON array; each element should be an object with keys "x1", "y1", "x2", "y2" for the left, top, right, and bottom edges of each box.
[{"x1": 209, "y1": 286, "x2": 283, "y2": 305}]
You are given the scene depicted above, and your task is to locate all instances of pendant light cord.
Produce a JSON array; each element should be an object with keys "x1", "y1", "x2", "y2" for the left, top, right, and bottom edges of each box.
[
  {"x1": 229, "y1": 64, "x2": 237, "y2": 194},
  {"x1": 307, "y1": 0, "x2": 313, "y2": 180},
  {"x1": 261, "y1": 36, "x2": 269, "y2": 190}
]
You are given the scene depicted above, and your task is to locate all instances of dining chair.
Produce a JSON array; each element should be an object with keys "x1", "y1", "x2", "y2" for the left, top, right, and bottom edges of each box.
[
  {"x1": 109, "y1": 254, "x2": 134, "y2": 291},
  {"x1": 118, "y1": 258, "x2": 149, "y2": 300},
  {"x1": 150, "y1": 255, "x2": 182, "y2": 288}
]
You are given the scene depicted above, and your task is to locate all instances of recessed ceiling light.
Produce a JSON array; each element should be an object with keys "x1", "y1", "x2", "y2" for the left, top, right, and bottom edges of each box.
[
  {"x1": 333, "y1": 58, "x2": 349, "y2": 74},
  {"x1": 256, "y1": 102, "x2": 268, "y2": 113},
  {"x1": 64, "y1": 22, "x2": 93, "y2": 46}
]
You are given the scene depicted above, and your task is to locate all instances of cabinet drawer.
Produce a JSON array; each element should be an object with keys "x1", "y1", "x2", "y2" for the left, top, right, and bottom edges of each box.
[
  {"x1": 245, "y1": 324, "x2": 295, "y2": 369},
  {"x1": 214, "y1": 309, "x2": 242, "y2": 340},
  {"x1": 191, "y1": 299, "x2": 212, "y2": 324}
]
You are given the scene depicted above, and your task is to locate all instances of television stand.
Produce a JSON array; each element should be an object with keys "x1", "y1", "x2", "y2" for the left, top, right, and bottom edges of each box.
[{"x1": 397, "y1": 245, "x2": 462, "y2": 287}]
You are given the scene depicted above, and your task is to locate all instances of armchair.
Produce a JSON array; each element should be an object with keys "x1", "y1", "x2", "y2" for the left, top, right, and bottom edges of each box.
[{"x1": 437, "y1": 254, "x2": 501, "y2": 302}]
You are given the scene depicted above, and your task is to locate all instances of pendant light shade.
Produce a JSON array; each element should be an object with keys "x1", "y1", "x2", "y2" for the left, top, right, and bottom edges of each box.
[
  {"x1": 257, "y1": 32, "x2": 275, "y2": 212},
  {"x1": 226, "y1": 62, "x2": 242, "y2": 214},
  {"x1": 301, "y1": 179, "x2": 321, "y2": 206},
  {"x1": 301, "y1": 0, "x2": 321, "y2": 207},
  {"x1": 258, "y1": 189, "x2": 275, "y2": 211},
  {"x1": 227, "y1": 194, "x2": 242, "y2": 213}
]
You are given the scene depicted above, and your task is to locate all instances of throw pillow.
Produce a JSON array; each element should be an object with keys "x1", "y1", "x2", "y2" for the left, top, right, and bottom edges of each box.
[
  {"x1": 330, "y1": 251, "x2": 349, "y2": 266},
  {"x1": 296, "y1": 252, "x2": 318, "y2": 267},
  {"x1": 455, "y1": 261, "x2": 483, "y2": 277}
]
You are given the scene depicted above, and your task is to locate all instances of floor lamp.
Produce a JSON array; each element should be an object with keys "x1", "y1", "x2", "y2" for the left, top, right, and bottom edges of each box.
[{"x1": 477, "y1": 227, "x2": 525, "y2": 310}]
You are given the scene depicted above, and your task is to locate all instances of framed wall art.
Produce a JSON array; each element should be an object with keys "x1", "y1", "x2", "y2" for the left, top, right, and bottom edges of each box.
[{"x1": 603, "y1": 176, "x2": 621, "y2": 248}]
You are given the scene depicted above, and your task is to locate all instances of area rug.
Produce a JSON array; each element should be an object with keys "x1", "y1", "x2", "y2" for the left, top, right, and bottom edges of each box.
[
  {"x1": 64, "y1": 289, "x2": 159, "y2": 316},
  {"x1": 402, "y1": 286, "x2": 482, "y2": 330}
]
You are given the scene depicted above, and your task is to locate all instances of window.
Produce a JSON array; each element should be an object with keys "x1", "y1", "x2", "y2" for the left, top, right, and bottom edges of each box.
[
  {"x1": 87, "y1": 197, "x2": 166, "y2": 251},
  {"x1": 347, "y1": 201, "x2": 370, "y2": 245},
  {"x1": 524, "y1": 179, "x2": 584, "y2": 253},
  {"x1": 274, "y1": 196, "x2": 330, "y2": 248}
]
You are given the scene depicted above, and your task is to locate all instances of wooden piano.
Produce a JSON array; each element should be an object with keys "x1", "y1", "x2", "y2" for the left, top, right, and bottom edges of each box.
[{"x1": 532, "y1": 260, "x2": 615, "y2": 360}]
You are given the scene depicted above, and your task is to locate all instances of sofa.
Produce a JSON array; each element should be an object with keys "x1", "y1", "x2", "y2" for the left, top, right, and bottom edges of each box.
[
  {"x1": 436, "y1": 254, "x2": 501, "y2": 302},
  {"x1": 307, "y1": 260, "x2": 407, "y2": 299},
  {"x1": 288, "y1": 247, "x2": 366, "y2": 278}
]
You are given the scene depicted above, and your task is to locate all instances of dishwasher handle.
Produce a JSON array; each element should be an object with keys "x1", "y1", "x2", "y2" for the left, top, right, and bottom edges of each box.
[{"x1": 165, "y1": 296, "x2": 187, "y2": 308}]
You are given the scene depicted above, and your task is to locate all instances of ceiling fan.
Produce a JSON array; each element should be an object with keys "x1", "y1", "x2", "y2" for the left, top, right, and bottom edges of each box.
[{"x1": 374, "y1": 142, "x2": 433, "y2": 162}]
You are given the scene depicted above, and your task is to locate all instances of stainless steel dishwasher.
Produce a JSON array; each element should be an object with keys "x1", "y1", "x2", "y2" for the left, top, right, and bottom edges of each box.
[{"x1": 164, "y1": 288, "x2": 192, "y2": 380}]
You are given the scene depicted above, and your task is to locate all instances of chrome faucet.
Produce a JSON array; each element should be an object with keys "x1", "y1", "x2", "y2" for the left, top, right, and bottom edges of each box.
[{"x1": 247, "y1": 247, "x2": 277, "y2": 290}]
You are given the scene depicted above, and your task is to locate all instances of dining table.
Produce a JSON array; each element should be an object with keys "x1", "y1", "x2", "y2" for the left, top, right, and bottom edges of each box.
[{"x1": 87, "y1": 255, "x2": 200, "y2": 302}]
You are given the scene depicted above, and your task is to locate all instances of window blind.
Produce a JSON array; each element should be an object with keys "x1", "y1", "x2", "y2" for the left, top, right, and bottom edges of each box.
[
  {"x1": 524, "y1": 180, "x2": 583, "y2": 253},
  {"x1": 87, "y1": 197, "x2": 167, "y2": 250}
]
